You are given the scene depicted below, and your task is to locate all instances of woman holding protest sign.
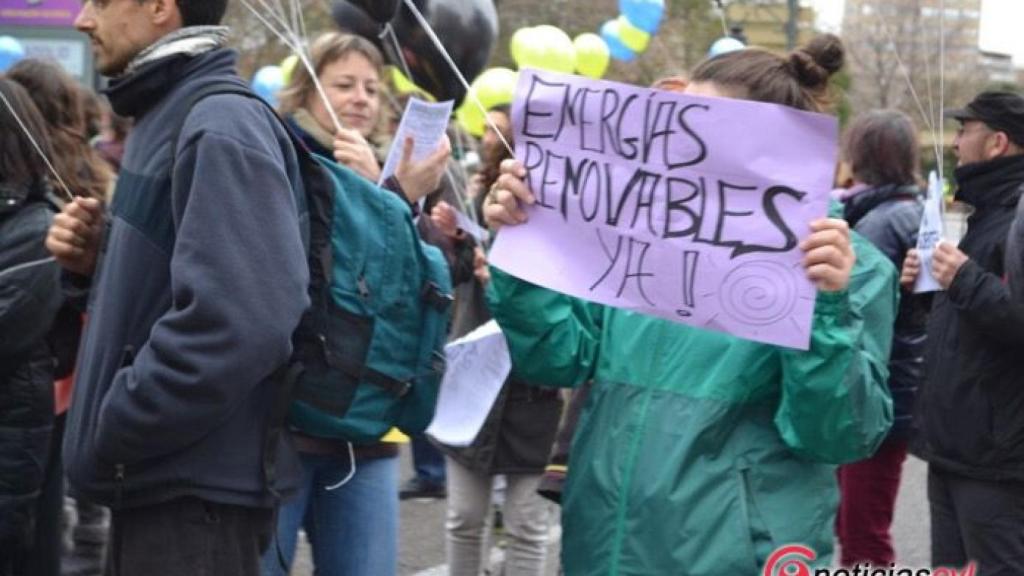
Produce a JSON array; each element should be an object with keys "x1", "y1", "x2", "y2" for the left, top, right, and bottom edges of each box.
[
  {"x1": 482, "y1": 34, "x2": 898, "y2": 574},
  {"x1": 263, "y1": 32, "x2": 449, "y2": 576}
]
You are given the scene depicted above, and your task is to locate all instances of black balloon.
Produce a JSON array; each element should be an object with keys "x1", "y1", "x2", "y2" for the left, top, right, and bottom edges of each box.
[
  {"x1": 332, "y1": 0, "x2": 499, "y2": 106},
  {"x1": 331, "y1": 2, "x2": 386, "y2": 52},
  {"x1": 347, "y1": 0, "x2": 400, "y2": 24}
]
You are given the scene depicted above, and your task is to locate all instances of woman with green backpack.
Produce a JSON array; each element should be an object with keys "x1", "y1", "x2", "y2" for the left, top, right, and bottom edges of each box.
[{"x1": 261, "y1": 32, "x2": 450, "y2": 576}]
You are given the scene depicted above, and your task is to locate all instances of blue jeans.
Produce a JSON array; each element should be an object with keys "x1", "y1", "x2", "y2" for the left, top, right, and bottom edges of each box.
[
  {"x1": 410, "y1": 434, "x2": 446, "y2": 485},
  {"x1": 261, "y1": 452, "x2": 399, "y2": 576}
]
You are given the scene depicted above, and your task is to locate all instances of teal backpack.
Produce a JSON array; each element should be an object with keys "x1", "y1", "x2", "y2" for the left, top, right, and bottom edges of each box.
[
  {"x1": 180, "y1": 82, "x2": 453, "y2": 448},
  {"x1": 288, "y1": 155, "x2": 453, "y2": 443}
]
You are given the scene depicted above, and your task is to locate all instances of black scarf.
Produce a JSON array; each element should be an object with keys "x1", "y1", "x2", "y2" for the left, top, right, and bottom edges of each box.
[
  {"x1": 104, "y1": 54, "x2": 195, "y2": 120},
  {"x1": 954, "y1": 155, "x2": 1024, "y2": 209}
]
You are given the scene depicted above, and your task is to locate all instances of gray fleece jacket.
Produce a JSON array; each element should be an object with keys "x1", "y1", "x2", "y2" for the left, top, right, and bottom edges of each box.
[{"x1": 63, "y1": 47, "x2": 310, "y2": 509}]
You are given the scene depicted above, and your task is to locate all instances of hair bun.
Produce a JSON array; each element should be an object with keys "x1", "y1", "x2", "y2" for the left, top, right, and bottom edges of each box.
[{"x1": 789, "y1": 33, "x2": 844, "y2": 89}]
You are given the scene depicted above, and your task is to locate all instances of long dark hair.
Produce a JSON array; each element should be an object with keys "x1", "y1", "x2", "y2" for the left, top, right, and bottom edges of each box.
[
  {"x1": 691, "y1": 34, "x2": 844, "y2": 113},
  {"x1": 842, "y1": 110, "x2": 921, "y2": 187},
  {"x1": 0, "y1": 78, "x2": 54, "y2": 199},
  {"x1": 479, "y1": 105, "x2": 513, "y2": 192},
  {"x1": 7, "y1": 59, "x2": 112, "y2": 200}
]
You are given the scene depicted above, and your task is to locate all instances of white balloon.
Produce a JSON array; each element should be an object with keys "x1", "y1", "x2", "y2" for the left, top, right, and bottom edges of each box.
[{"x1": 708, "y1": 37, "x2": 745, "y2": 57}]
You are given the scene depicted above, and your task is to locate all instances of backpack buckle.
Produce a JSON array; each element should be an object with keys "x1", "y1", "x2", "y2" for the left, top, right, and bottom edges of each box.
[
  {"x1": 397, "y1": 381, "x2": 412, "y2": 398},
  {"x1": 421, "y1": 281, "x2": 453, "y2": 312}
]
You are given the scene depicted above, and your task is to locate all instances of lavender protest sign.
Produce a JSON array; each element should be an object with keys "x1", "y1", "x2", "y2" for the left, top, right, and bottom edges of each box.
[{"x1": 488, "y1": 70, "x2": 839, "y2": 349}]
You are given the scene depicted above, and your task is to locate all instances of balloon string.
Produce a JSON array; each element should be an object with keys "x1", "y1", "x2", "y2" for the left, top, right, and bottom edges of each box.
[
  {"x1": 383, "y1": 23, "x2": 415, "y2": 83},
  {"x1": 713, "y1": 0, "x2": 730, "y2": 37},
  {"x1": 880, "y1": 23, "x2": 941, "y2": 170},
  {"x1": 399, "y1": 0, "x2": 516, "y2": 160},
  {"x1": 238, "y1": 0, "x2": 345, "y2": 134},
  {"x1": 0, "y1": 89, "x2": 74, "y2": 201},
  {"x1": 938, "y1": 0, "x2": 945, "y2": 180}
]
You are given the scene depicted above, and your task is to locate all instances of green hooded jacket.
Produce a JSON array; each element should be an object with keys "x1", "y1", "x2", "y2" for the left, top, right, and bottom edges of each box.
[{"x1": 487, "y1": 230, "x2": 897, "y2": 575}]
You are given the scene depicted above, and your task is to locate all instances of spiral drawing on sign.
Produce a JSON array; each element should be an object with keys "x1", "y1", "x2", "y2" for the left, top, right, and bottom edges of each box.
[{"x1": 718, "y1": 261, "x2": 799, "y2": 326}]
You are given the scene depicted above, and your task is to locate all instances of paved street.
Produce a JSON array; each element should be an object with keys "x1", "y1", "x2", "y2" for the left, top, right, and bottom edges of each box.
[{"x1": 289, "y1": 446, "x2": 932, "y2": 575}]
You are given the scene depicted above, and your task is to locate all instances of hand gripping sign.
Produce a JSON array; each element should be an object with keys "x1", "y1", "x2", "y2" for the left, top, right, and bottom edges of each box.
[{"x1": 488, "y1": 70, "x2": 838, "y2": 349}]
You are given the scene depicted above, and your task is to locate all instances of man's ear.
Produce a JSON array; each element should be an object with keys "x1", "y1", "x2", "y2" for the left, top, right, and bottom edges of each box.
[
  {"x1": 149, "y1": 0, "x2": 183, "y2": 30},
  {"x1": 987, "y1": 131, "x2": 1012, "y2": 160}
]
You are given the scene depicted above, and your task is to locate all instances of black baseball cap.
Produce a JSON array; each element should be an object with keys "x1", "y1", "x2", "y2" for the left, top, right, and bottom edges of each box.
[{"x1": 946, "y1": 91, "x2": 1024, "y2": 145}]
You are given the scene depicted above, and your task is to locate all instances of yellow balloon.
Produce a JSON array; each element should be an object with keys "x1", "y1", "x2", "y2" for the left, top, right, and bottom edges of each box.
[
  {"x1": 280, "y1": 54, "x2": 299, "y2": 84},
  {"x1": 573, "y1": 33, "x2": 611, "y2": 78},
  {"x1": 514, "y1": 25, "x2": 575, "y2": 74},
  {"x1": 456, "y1": 100, "x2": 487, "y2": 137},
  {"x1": 457, "y1": 67, "x2": 519, "y2": 137},
  {"x1": 390, "y1": 67, "x2": 435, "y2": 101},
  {"x1": 534, "y1": 25, "x2": 577, "y2": 73},
  {"x1": 477, "y1": 68, "x2": 518, "y2": 110},
  {"x1": 618, "y1": 15, "x2": 651, "y2": 53},
  {"x1": 510, "y1": 27, "x2": 533, "y2": 68}
]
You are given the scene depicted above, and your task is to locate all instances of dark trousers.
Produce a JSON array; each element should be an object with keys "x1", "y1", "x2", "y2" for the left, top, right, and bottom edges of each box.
[
  {"x1": 929, "y1": 466, "x2": 1024, "y2": 575},
  {"x1": 836, "y1": 437, "x2": 908, "y2": 565},
  {"x1": 105, "y1": 497, "x2": 273, "y2": 576},
  {"x1": 27, "y1": 414, "x2": 66, "y2": 576},
  {"x1": 411, "y1": 433, "x2": 446, "y2": 485}
]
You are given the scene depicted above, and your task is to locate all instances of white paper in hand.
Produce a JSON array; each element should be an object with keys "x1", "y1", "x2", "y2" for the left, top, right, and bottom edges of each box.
[
  {"x1": 426, "y1": 321, "x2": 511, "y2": 447},
  {"x1": 914, "y1": 171, "x2": 946, "y2": 293},
  {"x1": 378, "y1": 97, "x2": 454, "y2": 185}
]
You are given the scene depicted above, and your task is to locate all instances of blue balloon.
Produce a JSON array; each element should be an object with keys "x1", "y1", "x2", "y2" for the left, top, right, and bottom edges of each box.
[
  {"x1": 252, "y1": 65, "x2": 284, "y2": 108},
  {"x1": 619, "y1": 0, "x2": 664, "y2": 34},
  {"x1": 708, "y1": 36, "x2": 745, "y2": 58},
  {"x1": 0, "y1": 36, "x2": 26, "y2": 73},
  {"x1": 600, "y1": 20, "x2": 636, "y2": 62}
]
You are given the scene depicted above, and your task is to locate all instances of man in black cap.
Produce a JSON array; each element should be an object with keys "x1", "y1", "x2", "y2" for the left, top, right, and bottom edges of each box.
[{"x1": 901, "y1": 90, "x2": 1024, "y2": 574}]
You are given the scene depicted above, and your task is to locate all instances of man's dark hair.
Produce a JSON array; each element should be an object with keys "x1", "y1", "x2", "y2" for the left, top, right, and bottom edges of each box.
[{"x1": 175, "y1": 0, "x2": 228, "y2": 26}]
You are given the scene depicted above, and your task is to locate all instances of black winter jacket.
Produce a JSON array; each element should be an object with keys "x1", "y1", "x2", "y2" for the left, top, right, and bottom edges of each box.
[
  {"x1": 842, "y1": 184, "x2": 929, "y2": 439},
  {"x1": 0, "y1": 182, "x2": 61, "y2": 540},
  {"x1": 912, "y1": 155, "x2": 1024, "y2": 479}
]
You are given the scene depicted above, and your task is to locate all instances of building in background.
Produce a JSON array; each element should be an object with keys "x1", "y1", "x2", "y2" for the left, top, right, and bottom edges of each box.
[
  {"x1": 981, "y1": 50, "x2": 1016, "y2": 85},
  {"x1": 0, "y1": 0, "x2": 94, "y2": 86},
  {"x1": 841, "y1": 0, "x2": 987, "y2": 116},
  {"x1": 724, "y1": 1, "x2": 817, "y2": 53}
]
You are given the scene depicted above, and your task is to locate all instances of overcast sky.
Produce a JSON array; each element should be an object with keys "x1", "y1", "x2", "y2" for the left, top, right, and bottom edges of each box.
[{"x1": 811, "y1": 0, "x2": 1024, "y2": 67}]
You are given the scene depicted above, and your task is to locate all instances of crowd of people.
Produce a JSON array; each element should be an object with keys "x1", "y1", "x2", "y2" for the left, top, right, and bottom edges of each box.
[{"x1": 2, "y1": 0, "x2": 1024, "y2": 575}]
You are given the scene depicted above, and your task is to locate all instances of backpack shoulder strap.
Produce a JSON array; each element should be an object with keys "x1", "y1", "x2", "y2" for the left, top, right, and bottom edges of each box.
[{"x1": 169, "y1": 80, "x2": 303, "y2": 160}]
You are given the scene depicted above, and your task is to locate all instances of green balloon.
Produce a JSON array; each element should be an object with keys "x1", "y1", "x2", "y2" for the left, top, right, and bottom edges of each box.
[
  {"x1": 618, "y1": 15, "x2": 651, "y2": 53},
  {"x1": 573, "y1": 33, "x2": 611, "y2": 78}
]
